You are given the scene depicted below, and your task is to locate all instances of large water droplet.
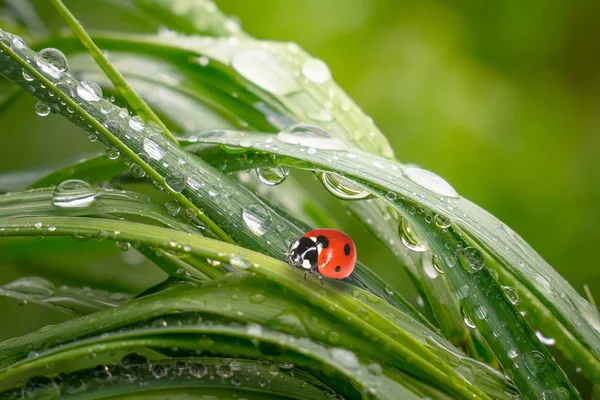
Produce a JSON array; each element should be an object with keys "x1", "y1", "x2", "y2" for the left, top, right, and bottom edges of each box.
[
  {"x1": 404, "y1": 167, "x2": 459, "y2": 198},
  {"x1": 76, "y1": 80, "x2": 102, "y2": 102},
  {"x1": 143, "y1": 134, "x2": 168, "y2": 160},
  {"x1": 256, "y1": 167, "x2": 289, "y2": 186},
  {"x1": 319, "y1": 172, "x2": 372, "y2": 200},
  {"x1": 129, "y1": 116, "x2": 145, "y2": 131},
  {"x1": 242, "y1": 204, "x2": 272, "y2": 236},
  {"x1": 462, "y1": 247, "x2": 484, "y2": 272},
  {"x1": 35, "y1": 48, "x2": 68, "y2": 79},
  {"x1": 502, "y1": 286, "x2": 519, "y2": 305},
  {"x1": 301, "y1": 58, "x2": 331, "y2": 84},
  {"x1": 231, "y1": 49, "x2": 299, "y2": 96},
  {"x1": 4, "y1": 277, "x2": 55, "y2": 297},
  {"x1": 398, "y1": 218, "x2": 429, "y2": 252},
  {"x1": 524, "y1": 350, "x2": 547, "y2": 374},
  {"x1": 165, "y1": 173, "x2": 186, "y2": 193},
  {"x1": 35, "y1": 101, "x2": 51, "y2": 117},
  {"x1": 52, "y1": 180, "x2": 97, "y2": 208}
]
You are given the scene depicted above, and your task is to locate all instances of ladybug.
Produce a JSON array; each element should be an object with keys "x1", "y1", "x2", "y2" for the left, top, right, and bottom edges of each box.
[{"x1": 286, "y1": 229, "x2": 357, "y2": 283}]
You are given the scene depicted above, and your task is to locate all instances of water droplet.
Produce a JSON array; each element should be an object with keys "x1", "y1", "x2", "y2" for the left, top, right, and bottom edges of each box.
[
  {"x1": 196, "y1": 56, "x2": 209, "y2": 66},
  {"x1": 35, "y1": 48, "x2": 68, "y2": 79},
  {"x1": 116, "y1": 241, "x2": 131, "y2": 251},
  {"x1": 404, "y1": 167, "x2": 459, "y2": 198},
  {"x1": 208, "y1": 182, "x2": 222, "y2": 196},
  {"x1": 367, "y1": 363, "x2": 382, "y2": 376},
  {"x1": 131, "y1": 163, "x2": 146, "y2": 178},
  {"x1": 121, "y1": 353, "x2": 149, "y2": 368},
  {"x1": 35, "y1": 101, "x2": 51, "y2": 116},
  {"x1": 249, "y1": 293, "x2": 266, "y2": 304},
  {"x1": 330, "y1": 348, "x2": 358, "y2": 369},
  {"x1": 507, "y1": 348, "x2": 518, "y2": 359},
  {"x1": 106, "y1": 147, "x2": 120, "y2": 160},
  {"x1": 165, "y1": 200, "x2": 180, "y2": 216},
  {"x1": 216, "y1": 363, "x2": 234, "y2": 378},
  {"x1": 187, "y1": 362, "x2": 207, "y2": 378},
  {"x1": 398, "y1": 218, "x2": 428, "y2": 252},
  {"x1": 456, "y1": 285, "x2": 469, "y2": 299},
  {"x1": 231, "y1": 49, "x2": 299, "y2": 96},
  {"x1": 76, "y1": 80, "x2": 102, "y2": 102},
  {"x1": 278, "y1": 124, "x2": 347, "y2": 151},
  {"x1": 319, "y1": 172, "x2": 371, "y2": 200},
  {"x1": 52, "y1": 180, "x2": 97, "y2": 208},
  {"x1": 143, "y1": 134, "x2": 168, "y2": 160},
  {"x1": 536, "y1": 331, "x2": 556, "y2": 346},
  {"x1": 151, "y1": 364, "x2": 168, "y2": 379},
  {"x1": 12, "y1": 35, "x2": 25, "y2": 49},
  {"x1": 461, "y1": 308, "x2": 476, "y2": 329},
  {"x1": 22, "y1": 69, "x2": 34, "y2": 81},
  {"x1": 242, "y1": 204, "x2": 272, "y2": 236},
  {"x1": 524, "y1": 350, "x2": 547, "y2": 374},
  {"x1": 165, "y1": 173, "x2": 186, "y2": 193},
  {"x1": 102, "y1": 119, "x2": 120, "y2": 136},
  {"x1": 434, "y1": 214, "x2": 451, "y2": 229},
  {"x1": 256, "y1": 167, "x2": 289, "y2": 186},
  {"x1": 462, "y1": 247, "x2": 484, "y2": 272},
  {"x1": 502, "y1": 286, "x2": 519, "y2": 305},
  {"x1": 302, "y1": 58, "x2": 331, "y2": 84},
  {"x1": 128, "y1": 115, "x2": 145, "y2": 131},
  {"x1": 4, "y1": 277, "x2": 55, "y2": 297}
]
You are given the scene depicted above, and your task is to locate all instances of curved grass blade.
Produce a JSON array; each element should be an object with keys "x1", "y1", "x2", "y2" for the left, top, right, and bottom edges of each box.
[
  {"x1": 0, "y1": 216, "x2": 514, "y2": 399},
  {"x1": 0, "y1": 276, "x2": 129, "y2": 315},
  {"x1": 186, "y1": 131, "x2": 588, "y2": 398},
  {"x1": 1, "y1": 357, "x2": 337, "y2": 400}
]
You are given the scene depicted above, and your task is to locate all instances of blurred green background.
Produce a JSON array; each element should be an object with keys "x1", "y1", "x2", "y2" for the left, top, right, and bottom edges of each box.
[{"x1": 0, "y1": 0, "x2": 598, "y2": 392}]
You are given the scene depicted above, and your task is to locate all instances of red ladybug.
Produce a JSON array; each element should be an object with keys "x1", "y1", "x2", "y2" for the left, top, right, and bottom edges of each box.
[{"x1": 286, "y1": 229, "x2": 356, "y2": 283}]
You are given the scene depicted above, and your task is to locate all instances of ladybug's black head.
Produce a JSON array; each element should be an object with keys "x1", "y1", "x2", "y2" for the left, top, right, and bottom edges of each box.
[{"x1": 287, "y1": 237, "x2": 318, "y2": 272}]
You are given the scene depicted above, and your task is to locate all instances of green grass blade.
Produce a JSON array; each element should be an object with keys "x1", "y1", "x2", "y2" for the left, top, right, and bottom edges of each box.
[{"x1": 49, "y1": 0, "x2": 178, "y2": 144}]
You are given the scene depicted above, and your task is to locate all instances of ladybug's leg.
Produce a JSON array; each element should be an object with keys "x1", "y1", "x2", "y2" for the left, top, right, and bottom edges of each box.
[
  {"x1": 303, "y1": 272, "x2": 307, "y2": 280},
  {"x1": 318, "y1": 274, "x2": 324, "y2": 285}
]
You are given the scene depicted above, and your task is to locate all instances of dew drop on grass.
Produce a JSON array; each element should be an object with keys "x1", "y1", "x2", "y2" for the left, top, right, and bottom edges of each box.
[
  {"x1": 398, "y1": 218, "x2": 429, "y2": 252},
  {"x1": 462, "y1": 247, "x2": 484, "y2": 272},
  {"x1": 302, "y1": 58, "x2": 331, "y2": 84},
  {"x1": 52, "y1": 180, "x2": 97, "y2": 208},
  {"x1": 116, "y1": 241, "x2": 131, "y2": 251},
  {"x1": 256, "y1": 167, "x2": 289, "y2": 186},
  {"x1": 330, "y1": 348, "x2": 358, "y2": 370},
  {"x1": 502, "y1": 286, "x2": 519, "y2": 305},
  {"x1": 507, "y1": 348, "x2": 518, "y2": 359},
  {"x1": 208, "y1": 182, "x2": 222, "y2": 196},
  {"x1": 4, "y1": 277, "x2": 55, "y2": 297},
  {"x1": 242, "y1": 204, "x2": 272, "y2": 236},
  {"x1": 319, "y1": 172, "x2": 371, "y2": 200},
  {"x1": 404, "y1": 167, "x2": 459, "y2": 198},
  {"x1": 106, "y1": 147, "x2": 120, "y2": 160},
  {"x1": 524, "y1": 350, "x2": 547, "y2": 374},
  {"x1": 165, "y1": 173, "x2": 186, "y2": 193},
  {"x1": 22, "y1": 69, "x2": 34, "y2": 81},
  {"x1": 11, "y1": 35, "x2": 25, "y2": 49},
  {"x1": 121, "y1": 353, "x2": 149, "y2": 369},
  {"x1": 165, "y1": 200, "x2": 180, "y2": 216},
  {"x1": 128, "y1": 115, "x2": 145, "y2": 131},
  {"x1": 131, "y1": 163, "x2": 146, "y2": 178},
  {"x1": 103, "y1": 120, "x2": 120, "y2": 135},
  {"x1": 278, "y1": 124, "x2": 347, "y2": 150},
  {"x1": 35, "y1": 101, "x2": 51, "y2": 116},
  {"x1": 461, "y1": 308, "x2": 476, "y2": 329},
  {"x1": 189, "y1": 362, "x2": 208, "y2": 378},
  {"x1": 35, "y1": 48, "x2": 68, "y2": 79},
  {"x1": 434, "y1": 214, "x2": 451, "y2": 228},
  {"x1": 143, "y1": 134, "x2": 168, "y2": 160},
  {"x1": 473, "y1": 305, "x2": 488, "y2": 320},
  {"x1": 249, "y1": 293, "x2": 266, "y2": 304},
  {"x1": 76, "y1": 80, "x2": 102, "y2": 102}
]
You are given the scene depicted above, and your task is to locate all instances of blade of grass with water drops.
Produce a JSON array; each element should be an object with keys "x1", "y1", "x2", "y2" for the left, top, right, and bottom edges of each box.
[
  {"x1": 0, "y1": 216, "x2": 513, "y2": 399},
  {"x1": 186, "y1": 131, "x2": 591, "y2": 398}
]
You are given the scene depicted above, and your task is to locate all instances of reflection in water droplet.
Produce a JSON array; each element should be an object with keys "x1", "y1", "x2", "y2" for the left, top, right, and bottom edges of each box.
[
  {"x1": 404, "y1": 167, "x2": 459, "y2": 198},
  {"x1": 106, "y1": 147, "x2": 120, "y2": 160},
  {"x1": 461, "y1": 308, "x2": 476, "y2": 329},
  {"x1": 536, "y1": 331, "x2": 556, "y2": 346},
  {"x1": 256, "y1": 167, "x2": 289, "y2": 186},
  {"x1": 35, "y1": 48, "x2": 68, "y2": 79},
  {"x1": 502, "y1": 286, "x2": 519, "y2": 305},
  {"x1": 128, "y1": 115, "x2": 145, "y2": 131},
  {"x1": 52, "y1": 180, "x2": 97, "y2": 208},
  {"x1": 524, "y1": 350, "x2": 547, "y2": 374},
  {"x1": 434, "y1": 214, "x2": 452, "y2": 229},
  {"x1": 507, "y1": 348, "x2": 518, "y2": 359},
  {"x1": 22, "y1": 69, "x2": 34, "y2": 81},
  {"x1": 35, "y1": 101, "x2": 51, "y2": 116},
  {"x1": 76, "y1": 80, "x2": 102, "y2": 102},
  {"x1": 319, "y1": 172, "x2": 372, "y2": 200},
  {"x1": 398, "y1": 218, "x2": 429, "y2": 252},
  {"x1": 462, "y1": 247, "x2": 484, "y2": 272},
  {"x1": 243, "y1": 204, "x2": 272, "y2": 236},
  {"x1": 302, "y1": 58, "x2": 331, "y2": 84},
  {"x1": 165, "y1": 200, "x2": 180, "y2": 216},
  {"x1": 165, "y1": 173, "x2": 186, "y2": 193},
  {"x1": 143, "y1": 134, "x2": 168, "y2": 160}
]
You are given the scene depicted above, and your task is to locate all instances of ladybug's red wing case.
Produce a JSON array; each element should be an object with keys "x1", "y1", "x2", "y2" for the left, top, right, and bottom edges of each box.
[{"x1": 304, "y1": 229, "x2": 356, "y2": 279}]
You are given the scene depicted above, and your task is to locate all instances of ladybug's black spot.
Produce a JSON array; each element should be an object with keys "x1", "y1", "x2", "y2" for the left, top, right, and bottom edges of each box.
[
  {"x1": 344, "y1": 244, "x2": 351, "y2": 256},
  {"x1": 316, "y1": 235, "x2": 329, "y2": 248},
  {"x1": 335, "y1": 266, "x2": 341, "y2": 272}
]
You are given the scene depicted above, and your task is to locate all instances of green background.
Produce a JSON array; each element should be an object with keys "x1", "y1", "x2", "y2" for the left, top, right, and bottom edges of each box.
[{"x1": 0, "y1": 0, "x2": 598, "y2": 393}]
